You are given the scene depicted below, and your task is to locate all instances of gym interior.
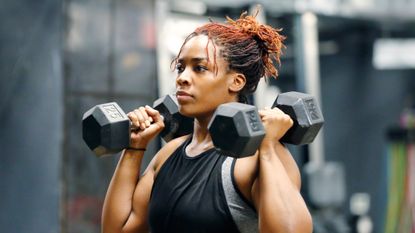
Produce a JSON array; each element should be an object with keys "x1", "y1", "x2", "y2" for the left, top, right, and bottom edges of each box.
[{"x1": 1, "y1": 0, "x2": 414, "y2": 232}]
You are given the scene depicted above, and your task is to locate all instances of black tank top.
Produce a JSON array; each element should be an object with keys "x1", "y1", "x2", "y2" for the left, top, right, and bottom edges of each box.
[{"x1": 148, "y1": 138, "x2": 241, "y2": 233}]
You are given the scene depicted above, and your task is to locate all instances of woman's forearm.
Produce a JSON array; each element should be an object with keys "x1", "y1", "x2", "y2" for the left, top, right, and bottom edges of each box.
[
  {"x1": 101, "y1": 149, "x2": 145, "y2": 232},
  {"x1": 273, "y1": 142, "x2": 302, "y2": 190}
]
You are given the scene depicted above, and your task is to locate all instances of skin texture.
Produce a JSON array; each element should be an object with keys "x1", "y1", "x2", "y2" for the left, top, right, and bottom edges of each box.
[{"x1": 101, "y1": 35, "x2": 312, "y2": 233}]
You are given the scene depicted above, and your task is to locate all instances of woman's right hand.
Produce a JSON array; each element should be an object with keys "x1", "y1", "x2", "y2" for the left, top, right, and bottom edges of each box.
[{"x1": 127, "y1": 105, "x2": 165, "y2": 149}]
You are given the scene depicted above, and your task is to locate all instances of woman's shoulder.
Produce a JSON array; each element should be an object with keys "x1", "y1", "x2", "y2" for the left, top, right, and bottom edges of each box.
[
  {"x1": 151, "y1": 135, "x2": 190, "y2": 174},
  {"x1": 233, "y1": 152, "x2": 259, "y2": 205}
]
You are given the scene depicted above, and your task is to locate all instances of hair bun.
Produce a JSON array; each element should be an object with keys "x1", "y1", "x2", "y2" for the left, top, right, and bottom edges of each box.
[{"x1": 226, "y1": 10, "x2": 285, "y2": 78}]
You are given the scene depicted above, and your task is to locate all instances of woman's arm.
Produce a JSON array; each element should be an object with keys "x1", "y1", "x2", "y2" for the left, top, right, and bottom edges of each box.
[
  {"x1": 101, "y1": 106, "x2": 165, "y2": 233},
  {"x1": 252, "y1": 107, "x2": 312, "y2": 233},
  {"x1": 102, "y1": 149, "x2": 153, "y2": 233}
]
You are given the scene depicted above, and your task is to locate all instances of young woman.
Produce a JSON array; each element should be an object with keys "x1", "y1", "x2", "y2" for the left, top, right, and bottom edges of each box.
[{"x1": 102, "y1": 11, "x2": 313, "y2": 233}]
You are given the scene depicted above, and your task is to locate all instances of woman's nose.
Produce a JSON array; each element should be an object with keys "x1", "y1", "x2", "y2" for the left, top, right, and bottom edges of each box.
[{"x1": 176, "y1": 70, "x2": 191, "y2": 86}]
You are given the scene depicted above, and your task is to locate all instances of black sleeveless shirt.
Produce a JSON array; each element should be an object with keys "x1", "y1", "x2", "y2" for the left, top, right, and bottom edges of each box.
[{"x1": 148, "y1": 138, "x2": 241, "y2": 233}]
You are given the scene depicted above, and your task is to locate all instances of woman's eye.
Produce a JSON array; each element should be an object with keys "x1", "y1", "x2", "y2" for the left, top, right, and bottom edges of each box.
[
  {"x1": 175, "y1": 64, "x2": 184, "y2": 73},
  {"x1": 194, "y1": 65, "x2": 207, "y2": 72}
]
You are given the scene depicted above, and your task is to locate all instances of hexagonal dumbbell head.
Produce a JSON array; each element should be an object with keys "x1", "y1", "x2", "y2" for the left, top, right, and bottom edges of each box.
[
  {"x1": 273, "y1": 92, "x2": 324, "y2": 145},
  {"x1": 82, "y1": 102, "x2": 130, "y2": 157},
  {"x1": 208, "y1": 102, "x2": 265, "y2": 158},
  {"x1": 153, "y1": 94, "x2": 193, "y2": 142}
]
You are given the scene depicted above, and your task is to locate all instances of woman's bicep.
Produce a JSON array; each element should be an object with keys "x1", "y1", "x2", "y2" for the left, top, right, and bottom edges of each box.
[
  {"x1": 122, "y1": 168, "x2": 155, "y2": 233},
  {"x1": 274, "y1": 143, "x2": 302, "y2": 190}
]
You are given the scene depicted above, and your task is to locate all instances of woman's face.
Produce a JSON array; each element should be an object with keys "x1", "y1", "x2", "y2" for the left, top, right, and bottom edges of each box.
[{"x1": 175, "y1": 35, "x2": 240, "y2": 119}]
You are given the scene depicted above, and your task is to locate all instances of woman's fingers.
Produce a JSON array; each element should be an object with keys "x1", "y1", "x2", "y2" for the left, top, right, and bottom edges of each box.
[
  {"x1": 258, "y1": 107, "x2": 294, "y2": 141},
  {"x1": 139, "y1": 106, "x2": 153, "y2": 127},
  {"x1": 258, "y1": 107, "x2": 285, "y2": 119},
  {"x1": 145, "y1": 105, "x2": 164, "y2": 127},
  {"x1": 135, "y1": 108, "x2": 146, "y2": 130},
  {"x1": 127, "y1": 106, "x2": 153, "y2": 130}
]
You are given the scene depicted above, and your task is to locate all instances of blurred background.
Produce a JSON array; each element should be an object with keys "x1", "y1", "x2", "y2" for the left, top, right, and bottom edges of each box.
[{"x1": 1, "y1": 0, "x2": 414, "y2": 232}]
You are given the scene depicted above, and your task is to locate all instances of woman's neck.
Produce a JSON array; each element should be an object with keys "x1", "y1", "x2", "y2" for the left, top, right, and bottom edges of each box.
[{"x1": 186, "y1": 116, "x2": 215, "y2": 156}]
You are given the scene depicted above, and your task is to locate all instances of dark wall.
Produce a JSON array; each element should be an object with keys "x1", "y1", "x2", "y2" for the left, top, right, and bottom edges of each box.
[
  {"x1": 62, "y1": 0, "x2": 157, "y2": 232},
  {"x1": 0, "y1": 1, "x2": 157, "y2": 232},
  {"x1": 0, "y1": 0, "x2": 63, "y2": 232},
  {"x1": 319, "y1": 21, "x2": 415, "y2": 232}
]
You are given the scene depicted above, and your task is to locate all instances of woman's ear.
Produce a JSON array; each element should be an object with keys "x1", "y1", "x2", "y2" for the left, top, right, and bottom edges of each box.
[{"x1": 228, "y1": 73, "x2": 246, "y2": 93}]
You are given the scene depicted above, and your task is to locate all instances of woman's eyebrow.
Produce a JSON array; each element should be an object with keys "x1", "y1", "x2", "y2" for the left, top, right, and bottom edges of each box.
[
  {"x1": 191, "y1": 57, "x2": 208, "y2": 63},
  {"x1": 177, "y1": 57, "x2": 209, "y2": 63}
]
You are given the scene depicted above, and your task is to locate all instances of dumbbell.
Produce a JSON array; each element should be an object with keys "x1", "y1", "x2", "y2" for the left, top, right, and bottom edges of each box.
[
  {"x1": 82, "y1": 94, "x2": 193, "y2": 157},
  {"x1": 208, "y1": 91, "x2": 324, "y2": 158}
]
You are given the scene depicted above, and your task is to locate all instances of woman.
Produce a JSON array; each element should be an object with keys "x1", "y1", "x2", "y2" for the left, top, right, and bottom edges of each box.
[{"x1": 102, "y1": 11, "x2": 313, "y2": 233}]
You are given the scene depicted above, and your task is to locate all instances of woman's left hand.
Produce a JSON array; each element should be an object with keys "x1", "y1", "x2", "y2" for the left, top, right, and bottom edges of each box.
[{"x1": 258, "y1": 107, "x2": 294, "y2": 144}]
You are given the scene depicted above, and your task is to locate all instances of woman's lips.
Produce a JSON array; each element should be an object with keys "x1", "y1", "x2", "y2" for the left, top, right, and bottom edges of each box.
[{"x1": 176, "y1": 91, "x2": 193, "y2": 102}]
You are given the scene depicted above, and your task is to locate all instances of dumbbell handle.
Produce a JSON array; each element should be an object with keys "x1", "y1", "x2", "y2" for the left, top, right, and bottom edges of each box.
[
  {"x1": 100, "y1": 101, "x2": 173, "y2": 136},
  {"x1": 128, "y1": 115, "x2": 164, "y2": 131},
  {"x1": 96, "y1": 102, "x2": 145, "y2": 127}
]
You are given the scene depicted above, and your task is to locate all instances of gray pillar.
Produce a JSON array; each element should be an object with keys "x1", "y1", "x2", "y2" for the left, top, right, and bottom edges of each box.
[{"x1": 294, "y1": 12, "x2": 325, "y2": 164}]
